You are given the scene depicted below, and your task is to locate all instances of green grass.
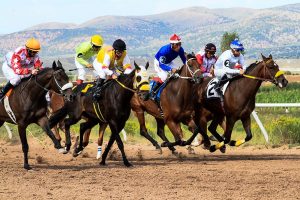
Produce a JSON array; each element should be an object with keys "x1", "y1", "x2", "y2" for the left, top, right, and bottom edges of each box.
[{"x1": 1, "y1": 84, "x2": 299, "y2": 146}]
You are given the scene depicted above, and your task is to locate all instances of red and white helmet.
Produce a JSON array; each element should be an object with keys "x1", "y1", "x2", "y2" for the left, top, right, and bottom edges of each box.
[{"x1": 169, "y1": 34, "x2": 181, "y2": 44}]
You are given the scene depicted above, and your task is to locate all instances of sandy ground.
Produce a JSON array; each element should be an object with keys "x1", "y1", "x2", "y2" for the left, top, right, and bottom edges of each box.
[{"x1": 0, "y1": 139, "x2": 299, "y2": 200}]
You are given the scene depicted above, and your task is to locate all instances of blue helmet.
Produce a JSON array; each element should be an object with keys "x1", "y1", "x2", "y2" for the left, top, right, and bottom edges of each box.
[{"x1": 230, "y1": 39, "x2": 244, "y2": 51}]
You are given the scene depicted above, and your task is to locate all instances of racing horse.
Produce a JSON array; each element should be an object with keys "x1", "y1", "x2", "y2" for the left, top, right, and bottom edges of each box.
[
  {"x1": 49, "y1": 62, "x2": 150, "y2": 166},
  {"x1": 193, "y1": 54, "x2": 288, "y2": 152},
  {"x1": 0, "y1": 61, "x2": 73, "y2": 169}
]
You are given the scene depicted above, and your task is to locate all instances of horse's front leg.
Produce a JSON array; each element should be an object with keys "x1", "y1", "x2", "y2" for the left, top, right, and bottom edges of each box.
[
  {"x1": 136, "y1": 112, "x2": 161, "y2": 151},
  {"x1": 229, "y1": 115, "x2": 252, "y2": 147},
  {"x1": 155, "y1": 118, "x2": 176, "y2": 153},
  {"x1": 162, "y1": 120, "x2": 185, "y2": 148},
  {"x1": 37, "y1": 116, "x2": 65, "y2": 153},
  {"x1": 17, "y1": 125, "x2": 31, "y2": 170},
  {"x1": 73, "y1": 119, "x2": 97, "y2": 157}
]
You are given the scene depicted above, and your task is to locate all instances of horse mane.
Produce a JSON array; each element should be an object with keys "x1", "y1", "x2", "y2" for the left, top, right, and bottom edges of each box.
[
  {"x1": 18, "y1": 67, "x2": 53, "y2": 83},
  {"x1": 245, "y1": 61, "x2": 261, "y2": 74}
]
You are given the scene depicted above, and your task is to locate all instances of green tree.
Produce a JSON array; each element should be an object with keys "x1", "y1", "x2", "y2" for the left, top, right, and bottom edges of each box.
[{"x1": 220, "y1": 32, "x2": 239, "y2": 53}]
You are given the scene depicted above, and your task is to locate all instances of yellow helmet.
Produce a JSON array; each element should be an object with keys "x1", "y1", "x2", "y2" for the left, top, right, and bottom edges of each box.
[
  {"x1": 25, "y1": 38, "x2": 41, "y2": 51},
  {"x1": 91, "y1": 35, "x2": 104, "y2": 47}
]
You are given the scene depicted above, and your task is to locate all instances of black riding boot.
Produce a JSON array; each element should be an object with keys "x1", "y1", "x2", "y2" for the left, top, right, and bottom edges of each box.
[
  {"x1": 93, "y1": 78, "x2": 105, "y2": 101},
  {"x1": 0, "y1": 82, "x2": 14, "y2": 100},
  {"x1": 214, "y1": 76, "x2": 227, "y2": 113}
]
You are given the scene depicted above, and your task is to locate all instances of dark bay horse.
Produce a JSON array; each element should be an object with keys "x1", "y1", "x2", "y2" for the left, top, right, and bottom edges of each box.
[
  {"x1": 194, "y1": 54, "x2": 288, "y2": 152},
  {"x1": 0, "y1": 61, "x2": 73, "y2": 169},
  {"x1": 49, "y1": 62, "x2": 150, "y2": 166}
]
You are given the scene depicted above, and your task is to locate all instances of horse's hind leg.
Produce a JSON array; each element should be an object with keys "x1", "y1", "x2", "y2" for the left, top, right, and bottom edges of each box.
[
  {"x1": 136, "y1": 112, "x2": 161, "y2": 151},
  {"x1": 96, "y1": 123, "x2": 108, "y2": 159},
  {"x1": 162, "y1": 120, "x2": 185, "y2": 147},
  {"x1": 115, "y1": 132, "x2": 132, "y2": 167},
  {"x1": 229, "y1": 115, "x2": 252, "y2": 147},
  {"x1": 17, "y1": 125, "x2": 31, "y2": 170}
]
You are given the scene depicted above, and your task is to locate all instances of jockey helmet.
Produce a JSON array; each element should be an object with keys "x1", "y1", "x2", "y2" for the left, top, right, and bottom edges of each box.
[
  {"x1": 91, "y1": 35, "x2": 104, "y2": 47},
  {"x1": 205, "y1": 43, "x2": 216, "y2": 53},
  {"x1": 169, "y1": 34, "x2": 181, "y2": 44},
  {"x1": 230, "y1": 39, "x2": 244, "y2": 51},
  {"x1": 113, "y1": 39, "x2": 126, "y2": 51},
  {"x1": 25, "y1": 38, "x2": 41, "y2": 52}
]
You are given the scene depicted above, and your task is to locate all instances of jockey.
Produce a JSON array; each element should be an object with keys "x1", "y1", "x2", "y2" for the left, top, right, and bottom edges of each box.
[
  {"x1": 214, "y1": 39, "x2": 246, "y2": 108},
  {"x1": 0, "y1": 38, "x2": 44, "y2": 100},
  {"x1": 75, "y1": 35, "x2": 104, "y2": 85},
  {"x1": 150, "y1": 33, "x2": 186, "y2": 98},
  {"x1": 92, "y1": 39, "x2": 132, "y2": 100},
  {"x1": 195, "y1": 43, "x2": 218, "y2": 77}
]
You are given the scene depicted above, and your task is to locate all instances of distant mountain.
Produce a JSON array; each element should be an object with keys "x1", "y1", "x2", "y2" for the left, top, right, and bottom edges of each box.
[{"x1": 1, "y1": 4, "x2": 300, "y2": 63}]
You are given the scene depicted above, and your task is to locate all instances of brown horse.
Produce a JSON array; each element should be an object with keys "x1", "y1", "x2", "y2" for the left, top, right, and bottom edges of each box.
[
  {"x1": 193, "y1": 54, "x2": 288, "y2": 152},
  {"x1": 0, "y1": 61, "x2": 73, "y2": 169}
]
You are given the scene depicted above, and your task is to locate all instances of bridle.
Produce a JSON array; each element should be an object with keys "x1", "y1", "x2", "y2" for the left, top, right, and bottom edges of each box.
[
  {"x1": 176, "y1": 57, "x2": 201, "y2": 82},
  {"x1": 243, "y1": 59, "x2": 284, "y2": 85}
]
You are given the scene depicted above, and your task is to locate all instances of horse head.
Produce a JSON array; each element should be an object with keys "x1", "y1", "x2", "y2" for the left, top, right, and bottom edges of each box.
[
  {"x1": 50, "y1": 60, "x2": 74, "y2": 101},
  {"x1": 184, "y1": 52, "x2": 202, "y2": 83},
  {"x1": 261, "y1": 54, "x2": 288, "y2": 88},
  {"x1": 134, "y1": 61, "x2": 150, "y2": 99}
]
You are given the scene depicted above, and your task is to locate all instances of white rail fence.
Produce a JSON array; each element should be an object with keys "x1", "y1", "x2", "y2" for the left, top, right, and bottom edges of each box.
[{"x1": 253, "y1": 103, "x2": 300, "y2": 143}]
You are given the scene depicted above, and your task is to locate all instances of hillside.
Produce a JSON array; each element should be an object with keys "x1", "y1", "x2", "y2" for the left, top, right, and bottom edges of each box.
[{"x1": 0, "y1": 4, "x2": 300, "y2": 61}]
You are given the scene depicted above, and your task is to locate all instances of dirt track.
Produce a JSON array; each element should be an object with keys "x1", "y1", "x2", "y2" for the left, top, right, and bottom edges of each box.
[{"x1": 0, "y1": 139, "x2": 299, "y2": 200}]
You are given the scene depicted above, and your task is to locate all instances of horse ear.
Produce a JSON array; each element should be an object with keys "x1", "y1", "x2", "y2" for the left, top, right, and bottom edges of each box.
[
  {"x1": 145, "y1": 62, "x2": 149, "y2": 70},
  {"x1": 134, "y1": 61, "x2": 141, "y2": 70},
  {"x1": 261, "y1": 53, "x2": 267, "y2": 61},
  {"x1": 52, "y1": 61, "x2": 57, "y2": 69},
  {"x1": 57, "y1": 60, "x2": 63, "y2": 68},
  {"x1": 269, "y1": 54, "x2": 273, "y2": 59}
]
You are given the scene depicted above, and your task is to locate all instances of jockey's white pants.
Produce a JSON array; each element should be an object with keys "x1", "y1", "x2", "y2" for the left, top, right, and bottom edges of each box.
[
  {"x1": 153, "y1": 59, "x2": 176, "y2": 82},
  {"x1": 2, "y1": 61, "x2": 32, "y2": 86},
  {"x1": 75, "y1": 57, "x2": 96, "y2": 81},
  {"x1": 93, "y1": 59, "x2": 132, "y2": 79}
]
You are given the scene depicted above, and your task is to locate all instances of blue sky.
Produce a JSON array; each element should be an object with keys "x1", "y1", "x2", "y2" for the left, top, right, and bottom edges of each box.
[{"x1": 0, "y1": 0, "x2": 299, "y2": 34}]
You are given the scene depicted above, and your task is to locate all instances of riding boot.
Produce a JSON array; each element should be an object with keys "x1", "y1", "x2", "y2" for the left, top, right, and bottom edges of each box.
[
  {"x1": 150, "y1": 82, "x2": 162, "y2": 100},
  {"x1": 214, "y1": 77, "x2": 227, "y2": 113},
  {"x1": 0, "y1": 82, "x2": 14, "y2": 100},
  {"x1": 93, "y1": 78, "x2": 105, "y2": 101}
]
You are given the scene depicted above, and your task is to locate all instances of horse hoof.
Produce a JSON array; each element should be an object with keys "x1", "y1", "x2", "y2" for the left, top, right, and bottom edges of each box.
[
  {"x1": 161, "y1": 142, "x2": 168, "y2": 147},
  {"x1": 99, "y1": 161, "x2": 106, "y2": 166},
  {"x1": 220, "y1": 145, "x2": 226, "y2": 153},
  {"x1": 58, "y1": 148, "x2": 68, "y2": 154},
  {"x1": 229, "y1": 140, "x2": 236, "y2": 146},
  {"x1": 24, "y1": 164, "x2": 32, "y2": 170},
  {"x1": 73, "y1": 148, "x2": 83, "y2": 157},
  {"x1": 65, "y1": 144, "x2": 71, "y2": 152},
  {"x1": 124, "y1": 162, "x2": 133, "y2": 167},
  {"x1": 209, "y1": 145, "x2": 217, "y2": 153}
]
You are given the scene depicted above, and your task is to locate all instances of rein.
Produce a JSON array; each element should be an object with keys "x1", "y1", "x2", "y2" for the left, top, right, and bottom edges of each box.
[
  {"x1": 177, "y1": 57, "x2": 200, "y2": 81},
  {"x1": 115, "y1": 79, "x2": 137, "y2": 93},
  {"x1": 243, "y1": 60, "x2": 284, "y2": 83}
]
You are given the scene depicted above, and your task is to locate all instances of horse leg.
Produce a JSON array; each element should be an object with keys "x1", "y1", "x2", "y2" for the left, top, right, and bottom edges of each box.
[
  {"x1": 114, "y1": 132, "x2": 132, "y2": 167},
  {"x1": 37, "y1": 116, "x2": 64, "y2": 152},
  {"x1": 63, "y1": 116, "x2": 81, "y2": 152},
  {"x1": 51, "y1": 125, "x2": 62, "y2": 145},
  {"x1": 229, "y1": 115, "x2": 252, "y2": 147},
  {"x1": 96, "y1": 123, "x2": 108, "y2": 159},
  {"x1": 136, "y1": 112, "x2": 161, "y2": 151},
  {"x1": 155, "y1": 118, "x2": 176, "y2": 153},
  {"x1": 17, "y1": 125, "x2": 31, "y2": 170},
  {"x1": 73, "y1": 120, "x2": 97, "y2": 157},
  {"x1": 210, "y1": 117, "x2": 236, "y2": 153},
  {"x1": 82, "y1": 128, "x2": 91, "y2": 147},
  {"x1": 184, "y1": 119, "x2": 211, "y2": 149},
  {"x1": 99, "y1": 133, "x2": 116, "y2": 166},
  {"x1": 162, "y1": 120, "x2": 185, "y2": 147}
]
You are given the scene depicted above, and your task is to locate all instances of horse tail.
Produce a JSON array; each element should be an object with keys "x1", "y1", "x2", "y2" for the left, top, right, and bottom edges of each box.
[{"x1": 49, "y1": 105, "x2": 68, "y2": 128}]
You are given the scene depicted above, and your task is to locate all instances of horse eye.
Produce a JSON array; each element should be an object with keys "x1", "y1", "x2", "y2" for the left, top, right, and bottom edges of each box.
[{"x1": 136, "y1": 76, "x2": 141, "y2": 82}]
